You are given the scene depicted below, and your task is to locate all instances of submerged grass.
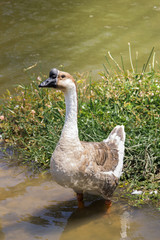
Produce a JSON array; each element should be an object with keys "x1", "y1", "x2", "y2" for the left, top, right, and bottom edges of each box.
[{"x1": 0, "y1": 47, "x2": 160, "y2": 206}]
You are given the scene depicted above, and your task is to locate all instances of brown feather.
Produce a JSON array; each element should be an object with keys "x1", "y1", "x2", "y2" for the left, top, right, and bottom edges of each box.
[{"x1": 81, "y1": 141, "x2": 119, "y2": 172}]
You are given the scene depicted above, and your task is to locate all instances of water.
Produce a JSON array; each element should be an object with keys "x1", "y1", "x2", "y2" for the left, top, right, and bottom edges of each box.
[
  {"x1": 0, "y1": 149, "x2": 160, "y2": 240},
  {"x1": 1, "y1": 0, "x2": 160, "y2": 94}
]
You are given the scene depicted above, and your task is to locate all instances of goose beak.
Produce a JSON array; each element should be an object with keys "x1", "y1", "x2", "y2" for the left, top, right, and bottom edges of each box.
[
  {"x1": 39, "y1": 68, "x2": 58, "y2": 88},
  {"x1": 38, "y1": 77, "x2": 57, "y2": 88}
]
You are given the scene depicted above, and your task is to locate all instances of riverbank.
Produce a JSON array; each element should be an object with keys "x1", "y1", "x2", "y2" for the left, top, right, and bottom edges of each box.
[{"x1": 0, "y1": 52, "x2": 159, "y2": 207}]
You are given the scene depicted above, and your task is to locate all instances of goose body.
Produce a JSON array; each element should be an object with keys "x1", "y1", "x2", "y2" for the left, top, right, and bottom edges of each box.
[{"x1": 39, "y1": 69, "x2": 125, "y2": 202}]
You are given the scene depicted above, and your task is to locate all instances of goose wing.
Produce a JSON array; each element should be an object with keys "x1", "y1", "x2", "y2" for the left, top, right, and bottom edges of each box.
[
  {"x1": 80, "y1": 125, "x2": 125, "y2": 176},
  {"x1": 81, "y1": 141, "x2": 119, "y2": 172}
]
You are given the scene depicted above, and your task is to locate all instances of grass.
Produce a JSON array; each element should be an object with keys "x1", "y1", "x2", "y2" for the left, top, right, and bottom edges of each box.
[{"x1": 0, "y1": 46, "x2": 160, "y2": 206}]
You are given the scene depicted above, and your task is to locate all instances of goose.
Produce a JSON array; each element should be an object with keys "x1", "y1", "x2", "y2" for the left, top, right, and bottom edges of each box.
[{"x1": 39, "y1": 68, "x2": 125, "y2": 208}]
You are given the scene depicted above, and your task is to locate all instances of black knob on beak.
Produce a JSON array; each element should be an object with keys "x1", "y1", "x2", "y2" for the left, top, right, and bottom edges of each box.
[
  {"x1": 39, "y1": 68, "x2": 58, "y2": 88},
  {"x1": 49, "y1": 68, "x2": 58, "y2": 78}
]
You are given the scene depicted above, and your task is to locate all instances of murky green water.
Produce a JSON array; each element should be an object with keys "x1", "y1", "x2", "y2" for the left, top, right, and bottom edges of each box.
[
  {"x1": 1, "y1": 0, "x2": 160, "y2": 94},
  {"x1": 0, "y1": 150, "x2": 160, "y2": 240}
]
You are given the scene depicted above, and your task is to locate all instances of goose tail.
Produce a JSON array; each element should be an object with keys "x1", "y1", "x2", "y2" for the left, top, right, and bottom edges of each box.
[{"x1": 103, "y1": 125, "x2": 126, "y2": 178}]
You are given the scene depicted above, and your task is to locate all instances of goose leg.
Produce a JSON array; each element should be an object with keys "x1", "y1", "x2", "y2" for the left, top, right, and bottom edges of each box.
[
  {"x1": 76, "y1": 193, "x2": 84, "y2": 208},
  {"x1": 105, "y1": 199, "x2": 112, "y2": 213}
]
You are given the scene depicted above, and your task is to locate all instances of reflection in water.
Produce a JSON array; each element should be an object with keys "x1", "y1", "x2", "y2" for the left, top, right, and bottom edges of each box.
[
  {"x1": 120, "y1": 211, "x2": 130, "y2": 239},
  {"x1": 60, "y1": 199, "x2": 122, "y2": 240},
  {"x1": 0, "y1": 151, "x2": 160, "y2": 240}
]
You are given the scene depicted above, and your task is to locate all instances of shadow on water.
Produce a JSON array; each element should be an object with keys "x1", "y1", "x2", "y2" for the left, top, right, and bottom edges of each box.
[
  {"x1": 60, "y1": 199, "x2": 125, "y2": 240},
  {"x1": 0, "y1": 145, "x2": 160, "y2": 240}
]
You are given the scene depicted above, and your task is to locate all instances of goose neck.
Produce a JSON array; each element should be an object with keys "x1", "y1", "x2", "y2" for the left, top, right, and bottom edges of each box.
[{"x1": 60, "y1": 86, "x2": 79, "y2": 142}]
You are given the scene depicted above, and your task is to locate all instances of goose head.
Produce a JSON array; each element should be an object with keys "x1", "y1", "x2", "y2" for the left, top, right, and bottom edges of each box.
[{"x1": 39, "y1": 68, "x2": 76, "y2": 91}]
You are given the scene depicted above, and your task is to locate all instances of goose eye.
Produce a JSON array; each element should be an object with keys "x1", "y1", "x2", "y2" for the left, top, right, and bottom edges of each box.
[{"x1": 61, "y1": 75, "x2": 66, "y2": 78}]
